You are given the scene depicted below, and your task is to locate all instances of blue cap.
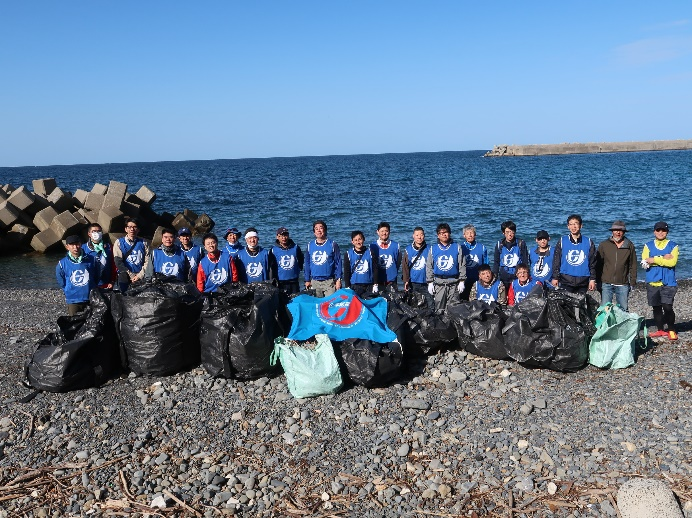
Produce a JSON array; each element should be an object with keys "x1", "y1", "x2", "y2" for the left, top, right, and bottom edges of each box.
[
  {"x1": 178, "y1": 227, "x2": 192, "y2": 236},
  {"x1": 224, "y1": 227, "x2": 241, "y2": 239}
]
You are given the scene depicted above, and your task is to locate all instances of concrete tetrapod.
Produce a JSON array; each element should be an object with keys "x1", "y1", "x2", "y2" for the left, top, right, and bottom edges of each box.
[{"x1": 617, "y1": 478, "x2": 683, "y2": 518}]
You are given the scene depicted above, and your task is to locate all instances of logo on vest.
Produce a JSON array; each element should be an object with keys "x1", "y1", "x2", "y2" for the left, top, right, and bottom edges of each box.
[
  {"x1": 317, "y1": 293, "x2": 364, "y2": 328},
  {"x1": 127, "y1": 249, "x2": 143, "y2": 266},
  {"x1": 247, "y1": 262, "x2": 263, "y2": 278},
  {"x1": 566, "y1": 249, "x2": 586, "y2": 266},
  {"x1": 188, "y1": 257, "x2": 197, "y2": 269},
  {"x1": 437, "y1": 255, "x2": 454, "y2": 272},
  {"x1": 279, "y1": 255, "x2": 295, "y2": 270},
  {"x1": 209, "y1": 267, "x2": 228, "y2": 285},
  {"x1": 97, "y1": 254, "x2": 107, "y2": 266},
  {"x1": 160, "y1": 262, "x2": 179, "y2": 276},
  {"x1": 502, "y1": 253, "x2": 519, "y2": 268},
  {"x1": 354, "y1": 260, "x2": 369, "y2": 274},
  {"x1": 515, "y1": 291, "x2": 528, "y2": 303},
  {"x1": 466, "y1": 254, "x2": 480, "y2": 268},
  {"x1": 411, "y1": 255, "x2": 426, "y2": 270},
  {"x1": 533, "y1": 260, "x2": 549, "y2": 278},
  {"x1": 379, "y1": 255, "x2": 394, "y2": 270},
  {"x1": 478, "y1": 292, "x2": 494, "y2": 302},
  {"x1": 70, "y1": 269, "x2": 89, "y2": 287},
  {"x1": 312, "y1": 250, "x2": 328, "y2": 265}
]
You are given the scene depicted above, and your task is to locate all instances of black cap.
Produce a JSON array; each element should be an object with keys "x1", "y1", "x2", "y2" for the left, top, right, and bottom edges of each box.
[
  {"x1": 224, "y1": 227, "x2": 241, "y2": 239},
  {"x1": 65, "y1": 235, "x2": 82, "y2": 245},
  {"x1": 654, "y1": 221, "x2": 669, "y2": 231},
  {"x1": 277, "y1": 226, "x2": 289, "y2": 235},
  {"x1": 178, "y1": 227, "x2": 192, "y2": 236},
  {"x1": 536, "y1": 230, "x2": 550, "y2": 240}
]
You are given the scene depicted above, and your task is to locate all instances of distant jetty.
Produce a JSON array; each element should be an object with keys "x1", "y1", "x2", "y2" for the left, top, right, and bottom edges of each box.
[{"x1": 484, "y1": 139, "x2": 692, "y2": 157}]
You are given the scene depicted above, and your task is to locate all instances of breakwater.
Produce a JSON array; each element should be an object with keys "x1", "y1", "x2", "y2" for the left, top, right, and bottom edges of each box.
[{"x1": 484, "y1": 139, "x2": 692, "y2": 157}]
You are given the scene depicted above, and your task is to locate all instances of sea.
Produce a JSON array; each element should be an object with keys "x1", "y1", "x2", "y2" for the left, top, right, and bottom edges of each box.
[{"x1": 1, "y1": 149, "x2": 691, "y2": 289}]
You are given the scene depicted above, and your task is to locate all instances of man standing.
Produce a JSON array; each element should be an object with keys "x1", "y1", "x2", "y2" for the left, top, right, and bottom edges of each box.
[
  {"x1": 530, "y1": 230, "x2": 554, "y2": 289},
  {"x1": 82, "y1": 223, "x2": 116, "y2": 289},
  {"x1": 57, "y1": 235, "x2": 100, "y2": 315},
  {"x1": 373, "y1": 222, "x2": 400, "y2": 291},
  {"x1": 178, "y1": 227, "x2": 204, "y2": 280},
  {"x1": 402, "y1": 226, "x2": 432, "y2": 308},
  {"x1": 304, "y1": 220, "x2": 342, "y2": 297},
  {"x1": 551, "y1": 214, "x2": 596, "y2": 294},
  {"x1": 492, "y1": 221, "x2": 529, "y2": 292},
  {"x1": 196, "y1": 233, "x2": 239, "y2": 293},
  {"x1": 144, "y1": 228, "x2": 191, "y2": 282},
  {"x1": 460, "y1": 224, "x2": 488, "y2": 301},
  {"x1": 596, "y1": 220, "x2": 637, "y2": 311},
  {"x1": 236, "y1": 228, "x2": 277, "y2": 284},
  {"x1": 272, "y1": 226, "x2": 304, "y2": 294},
  {"x1": 426, "y1": 223, "x2": 466, "y2": 312},
  {"x1": 113, "y1": 218, "x2": 150, "y2": 293},
  {"x1": 642, "y1": 221, "x2": 679, "y2": 341},
  {"x1": 224, "y1": 227, "x2": 243, "y2": 257}
]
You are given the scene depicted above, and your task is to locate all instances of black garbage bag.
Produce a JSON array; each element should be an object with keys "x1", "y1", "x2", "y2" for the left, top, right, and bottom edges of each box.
[
  {"x1": 447, "y1": 301, "x2": 508, "y2": 359},
  {"x1": 26, "y1": 289, "x2": 119, "y2": 392},
  {"x1": 503, "y1": 289, "x2": 598, "y2": 372},
  {"x1": 200, "y1": 283, "x2": 281, "y2": 379},
  {"x1": 383, "y1": 291, "x2": 457, "y2": 356},
  {"x1": 112, "y1": 279, "x2": 202, "y2": 376},
  {"x1": 334, "y1": 338, "x2": 404, "y2": 387}
]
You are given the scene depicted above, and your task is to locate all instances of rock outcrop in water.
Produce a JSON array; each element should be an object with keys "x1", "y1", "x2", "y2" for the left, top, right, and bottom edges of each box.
[
  {"x1": 0, "y1": 179, "x2": 215, "y2": 254},
  {"x1": 484, "y1": 139, "x2": 692, "y2": 157}
]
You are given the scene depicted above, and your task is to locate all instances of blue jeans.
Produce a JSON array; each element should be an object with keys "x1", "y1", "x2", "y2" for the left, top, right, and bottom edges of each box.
[{"x1": 601, "y1": 284, "x2": 630, "y2": 311}]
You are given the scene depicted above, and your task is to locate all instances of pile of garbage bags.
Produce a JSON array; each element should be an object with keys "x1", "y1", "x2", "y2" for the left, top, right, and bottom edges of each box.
[{"x1": 27, "y1": 280, "x2": 633, "y2": 396}]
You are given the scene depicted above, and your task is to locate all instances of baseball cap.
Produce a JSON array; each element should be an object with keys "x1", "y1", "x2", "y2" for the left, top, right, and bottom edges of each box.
[
  {"x1": 65, "y1": 235, "x2": 82, "y2": 245},
  {"x1": 277, "y1": 227, "x2": 289, "y2": 235},
  {"x1": 178, "y1": 227, "x2": 192, "y2": 236},
  {"x1": 536, "y1": 230, "x2": 550, "y2": 240},
  {"x1": 224, "y1": 227, "x2": 241, "y2": 239},
  {"x1": 654, "y1": 221, "x2": 669, "y2": 231}
]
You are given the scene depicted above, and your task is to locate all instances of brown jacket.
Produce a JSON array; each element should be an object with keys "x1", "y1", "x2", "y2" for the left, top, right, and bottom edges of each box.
[{"x1": 596, "y1": 237, "x2": 637, "y2": 286}]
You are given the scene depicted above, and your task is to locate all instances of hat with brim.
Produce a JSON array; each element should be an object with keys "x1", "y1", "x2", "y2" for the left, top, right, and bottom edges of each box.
[
  {"x1": 609, "y1": 220, "x2": 627, "y2": 232},
  {"x1": 654, "y1": 221, "x2": 669, "y2": 231},
  {"x1": 178, "y1": 227, "x2": 192, "y2": 236},
  {"x1": 536, "y1": 230, "x2": 550, "y2": 240},
  {"x1": 224, "y1": 227, "x2": 241, "y2": 239}
]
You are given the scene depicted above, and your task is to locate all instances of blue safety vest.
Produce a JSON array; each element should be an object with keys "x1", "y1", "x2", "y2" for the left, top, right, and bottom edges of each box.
[
  {"x1": 476, "y1": 280, "x2": 501, "y2": 303},
  {"x1": 199, "y1": 252, "x2": 233, "y2": 292},
  {"x1": 406, "y1": 243, "x2": 430, "y2": 284},
  {"x1": 530, "y1": 247, "x2": 554, "y2": 284},
  {"x1": 306, "y1": 239, "x2": 340, "y2": 280},
  {"x1": 645, "y1": 239, "x2": 677, "y2": 286},
  {"x1": 82, "y1": 242, "x2": 113, "y2": 286},
  {"x1": 559, "y1": 235, "x2": 592, "y2": 277},
  {"x1": 461, "y1": 241, "x2": 487, "y2": 282},
  {"x1": 431, "y1": 242, "x2": 460, "y2": 277},
  {"x1": 347, "y1": 246, "x2": 376, "y2": 284},
  {"x1": 272, "y1": 244, "x2": 301, "y2": 281},
  {"x1": 511, "y1": 278, "x2": 541, "y2": 304},
  {"x1": 152, "y1": 247, "x2": 189, "y2": 281},
  {"x1": 56, "y1": 254, "x2": 99, "y2": 303},
  {"x1": 237, "y1": 248, "x2": 271, "y2": 283},
  {"x1": 118, "y1": 237, "x2": 147, "y2": 274},
  {"x1": 374, "y1": 240, "x2": 400, "y2": 283}
]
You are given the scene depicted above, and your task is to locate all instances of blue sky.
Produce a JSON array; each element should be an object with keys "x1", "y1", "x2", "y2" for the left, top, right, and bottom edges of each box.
[{"x1": 1, "y1": 1, "x2": 691, "y2": 166}]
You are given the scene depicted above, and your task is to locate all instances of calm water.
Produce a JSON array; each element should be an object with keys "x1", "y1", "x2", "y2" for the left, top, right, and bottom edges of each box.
[{"x1": 2, "y1": 150, "x2": 691, "y2": 288}]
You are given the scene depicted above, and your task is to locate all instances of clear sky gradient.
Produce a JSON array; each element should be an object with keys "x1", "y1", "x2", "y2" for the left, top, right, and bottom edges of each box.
[{"x1": 2, "y1": 1, "x2": 691, "y2": 166}]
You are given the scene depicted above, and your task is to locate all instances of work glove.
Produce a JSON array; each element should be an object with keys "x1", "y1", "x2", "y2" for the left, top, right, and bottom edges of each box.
[
  {"x1": 428, "y1": 283, "x2": 435, "y2": 295},
  {"x1": 372, "y1": 284, "x2": 379, "y2": 293},
  {"x1": 457, "y1": 281, "x2": 465, "y2": 293},
  {"x1": 640, "y1": 259, "x2": 650, "y2": 269}
]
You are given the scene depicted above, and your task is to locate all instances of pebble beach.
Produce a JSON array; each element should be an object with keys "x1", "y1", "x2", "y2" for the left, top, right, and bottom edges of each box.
[{"x1": 1, "y1": 284, "x2": 690, "y2": 517}]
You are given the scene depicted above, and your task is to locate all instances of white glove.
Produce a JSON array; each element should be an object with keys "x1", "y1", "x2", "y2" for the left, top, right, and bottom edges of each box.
[
  {"x1": 428, "y1": 283, "x2": 435, "y2": 295},
  {"x1": 457, "y1": 281, "x2": 465, "y2": 293},
  {"x1": 640, "y1": 259, "x2": 650, "y2": 269},
  {"x1": 372, "y1": 284, "x2": 379, "y2": 293}
]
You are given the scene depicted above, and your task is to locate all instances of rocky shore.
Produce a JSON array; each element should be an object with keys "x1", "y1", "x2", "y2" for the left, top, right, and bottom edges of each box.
[{"x1": 1, "y1": 284, "x2": 691, "y2": 517}]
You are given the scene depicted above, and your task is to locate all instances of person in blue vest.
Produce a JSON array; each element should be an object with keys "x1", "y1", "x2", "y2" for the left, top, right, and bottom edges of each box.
[
  {"x1": 507, "y1": 264, "x2": 542, "y2": 306},
  {"x1": 551, "y1": 214, "x2": 596, "y2": 294},
  {"x1": 56, "y1": 235, "x2": 100, "y2": 315},
  {"x1": 402, "y1": 227, "x2": 433, "y2": 308},
  {"x1": 196, "y1": 233, "x2": 239, "y2": 293},
  {"x1": 304, "y1": 220, "x2": 342, "y2": 297},
  {"x1": 177, "y1": 227, "x2": 204, "y2": 280},
  {"x1": 469, "y1": 264, "x2": 507, "y2": 305},
  {"x1": 530, "y1": 230, "x2": 555, "y2": 290},
  {"x1": 642, "y1": 221, "x2": 679, "y2": 341},
  {"x1": 224, "y1": 227, "x2": 243, "y2": 257},
  {"x1": 82, "y1": 223, "x2": 116, "y2": 289},
  {"x1": 343, "y1": 230, "x2": 379, "y2": 296},
  {"x1": 373, "y1": 222, "x2": 400, "y2": 291},
  {"x1": 460, "y1": 224, "x2": 488, "y2": 301},
  {"x1": 425, "y1": 222, "x2": 466, "y2": 312},
  {"x1": 113, "y1": 218, "x2": 150, "y2": 293},
  {"x1": 144, "y1": 228, "x2": 191, "y2": 282},
  {"x1": 236, "y1": 228, "x2": 277, "y2": 284},
  {"x1": 272, "y1": 226, "x2": 304, "y2": 295},
  {"x1": 492, "y1": 220, "x2": 529, "y2": 292}
]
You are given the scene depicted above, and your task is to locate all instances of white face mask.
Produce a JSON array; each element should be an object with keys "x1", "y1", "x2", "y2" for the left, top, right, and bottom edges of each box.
[{"x1": 90, "y1": 231, "x2": 103, "y2": 242}]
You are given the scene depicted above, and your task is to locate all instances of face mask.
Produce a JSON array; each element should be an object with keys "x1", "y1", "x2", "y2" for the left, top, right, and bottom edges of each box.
[{"x1": 90, "y1": 231, "x2": 103, "y2": 242}]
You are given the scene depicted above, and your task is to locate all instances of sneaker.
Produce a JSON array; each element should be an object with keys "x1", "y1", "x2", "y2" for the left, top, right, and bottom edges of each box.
[
  {"x1": 649, "y1": 330, "x2": 668, "y2": 338},
  {"x1": 669, "y1": 331, "x2": 678, "y2": 341}
]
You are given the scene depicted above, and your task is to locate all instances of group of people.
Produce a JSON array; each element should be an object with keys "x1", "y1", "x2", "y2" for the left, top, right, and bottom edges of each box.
[{"x1": 56, "y1": 215, "x2": 680, "y2": 341}]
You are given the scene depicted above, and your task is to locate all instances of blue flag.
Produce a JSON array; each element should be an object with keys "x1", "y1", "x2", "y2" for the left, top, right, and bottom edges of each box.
[{"x1": 287, "y1": 289, "x2": 396, "y2": 343}]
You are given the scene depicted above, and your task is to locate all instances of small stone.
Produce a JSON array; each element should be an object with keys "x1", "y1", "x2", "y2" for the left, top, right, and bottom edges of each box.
[
  {"x1": 520, "y1": 404, "x2": 533, "y2": 415},
  {"x1": 532, "y1": 398, "x2": 547, "y2": 409},
  {"x1": 621, "y1": 441, "x2": 636, "y2": 452},
  {"x1": 397, "y1": 444, "x2": 410, "y2": 457},
  {"x1": 617, "y1": 478, "x2": 683, "y2": 518},
  {"x1": 517, "y1": 440, "x2": 529, "y2": 449},
  {"x1": 547, "y1": 482, "x2": 557, "y2": 495},
  {"x1": 401, "y1": 399, "x2": 431, "y2": 411},
  {"x1": 437, "y1": 484, "x2": 452, "y2": 497}
]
